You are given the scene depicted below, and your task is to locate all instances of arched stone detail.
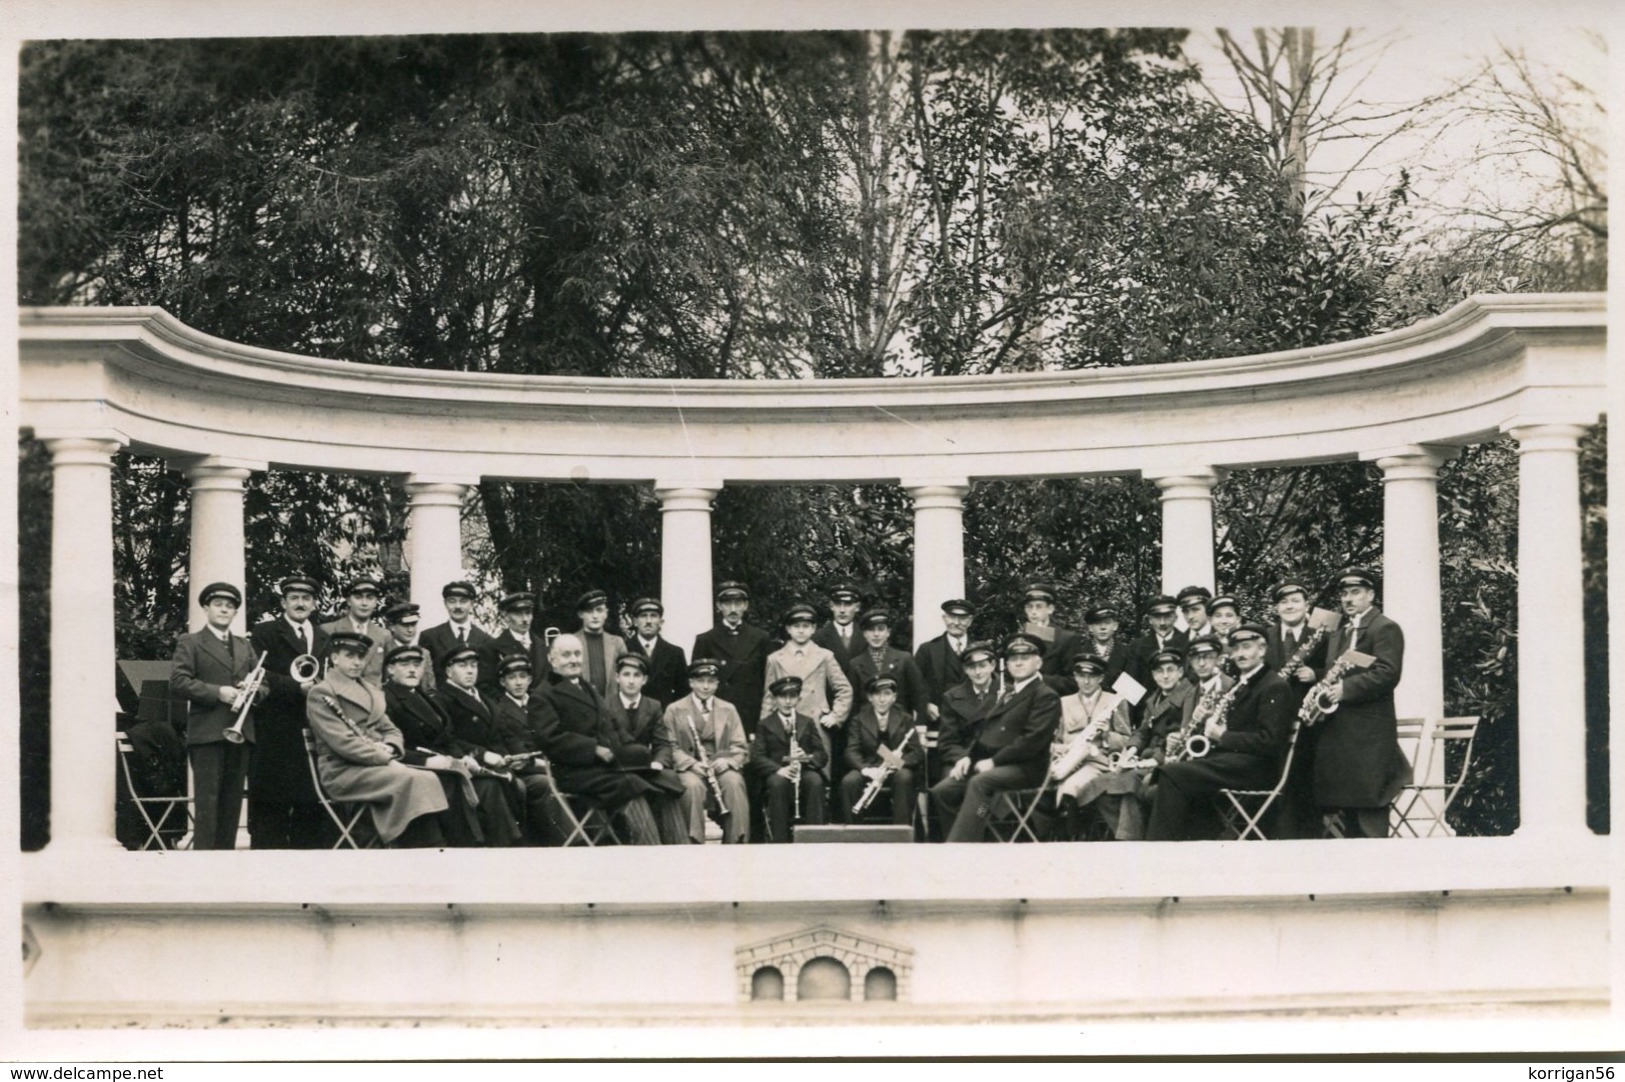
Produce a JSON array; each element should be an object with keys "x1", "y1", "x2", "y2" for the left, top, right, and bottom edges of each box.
[{"x1": 735, "y1": 925, "x2": 914, "y2": 1003}]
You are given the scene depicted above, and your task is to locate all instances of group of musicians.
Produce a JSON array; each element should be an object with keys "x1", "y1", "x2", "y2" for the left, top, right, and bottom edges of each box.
[{"x1": 168, "y1": 569, "x2": 1409, "y2": 848}]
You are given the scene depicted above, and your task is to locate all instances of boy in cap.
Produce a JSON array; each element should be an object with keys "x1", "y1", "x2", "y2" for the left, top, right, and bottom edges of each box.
[
  {"x1": 1312, "y1": 568, "x2": 1408, "y2": 838},
  {"x1": 1147, "y1": 623, "x2": 1293, "y2": 841},
  {"x1": 840, "y1": 673, "x2": 925, "y2": 827},
  {"x1": 1020, "y1": 583, "x2": 1082, "y2": 694},
  {"x1": 933, "y1": 633, "x2": 1061, "y2": 842},
  {"x1": 574, "y1": 589, "x2": 628, "y2": 698},
  {"x1": 247, "y1": 573, "x2": 331, "y2": 848},
  {"x1": 1175, "y1": 586, "x2": 1215, "y2": 645},
  {"x1": 320, "y1": 576, "x2": 390, "y2": 685},
  {"x1": 601, "y1": 652, "x2": 690, "y2": 844},
  {"x1": 1080, "y1": 605, "x2": 1131, "y2": 690},
  {"x1": 383, "y1": 602, "x2": 435, "y2": 693},
  {"x1": 691, "y1": 582, "x2": 772, "y2": 738},
  {"x1": 1048, "y1": 655, "x2": 1135, "y2": 839},
  {"x1": 171, "y1": 582, "x2": 263, "y2": 849},
  {"x1": 664, "y1": 658, "x2": 750, "y2": 843},
  {"x1": 491, "y1": 591, "x2": 551, "y2": 688},
  {"x1": 421, "y1": 580, "x2": 496, "y2": 686},
  {"x1": 1127, "y1": 595, "x2": 1185, "y2": 689},
  {"x1": 625, "y1": 597, "x2": 688, "y2": 710},
  {"x1": 749, "y1": 675, "x2": 829, "y2": 842},
  {"x1": 383, "y1": 644, "x2": 522, "y2": 847},
  {"x1": 846, "y1": 608, "x2": 930, "y2": 784},
  {"x1": 761, "y1": 601, "x2": 853, "y2": 754},
  {"x1": 306, "y1": 632, "x2": 458, "y2": 847}
]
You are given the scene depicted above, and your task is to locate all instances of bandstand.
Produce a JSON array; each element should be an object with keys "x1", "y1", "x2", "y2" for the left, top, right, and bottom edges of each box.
[{"x1": 14, "y1": 294, "x2": 1611, "y2": 1033}]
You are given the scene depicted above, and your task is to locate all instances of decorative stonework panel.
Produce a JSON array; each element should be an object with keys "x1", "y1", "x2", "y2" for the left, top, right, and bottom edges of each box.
[{"x1": 736, "y1": 925, "x2": 914, "y2": 1003}]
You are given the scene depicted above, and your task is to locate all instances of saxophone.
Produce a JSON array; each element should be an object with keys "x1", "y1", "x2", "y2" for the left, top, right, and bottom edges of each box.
[
  {"x1": 1276, "y1": 621, "x2": 1334, "y2": 682},
  {"x1": 1299, "y1": 651, "x2": 1372, "y2": 727},
  {"x1": 1173, "y1": 679, "x2": 1241, "y2": 761}
]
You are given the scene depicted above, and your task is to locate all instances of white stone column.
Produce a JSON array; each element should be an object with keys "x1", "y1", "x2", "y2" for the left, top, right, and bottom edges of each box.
[
  {"x1": 654, "y1": 483, "x2": 722, "y2": 653},
  {"x1": 1147, "y1": 468, "x2": 1224, "y2": 596},
  {"x1": 404, "y1": 475, "x2": 476, "y2": 627},
  {"x1": 1364, "y1": 445, "x2": 1458, "y2": 726},
  {"x1": 1505, "y1": 422, "x2": 1592, "y2": 840},
  {"x1": 179, "y1": 456, "x2": 264, "y2": 633},
  {"x1": 41, "y1": 431, "x2": 128, "y2": 851},
  {"x1": 903, "y1": 480, "x2": 970, "y2": 648}
]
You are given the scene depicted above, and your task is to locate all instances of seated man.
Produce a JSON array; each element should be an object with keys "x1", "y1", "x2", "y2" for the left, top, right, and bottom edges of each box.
[
  {"x1": 1048, "y1": 655, "x2": 1134, "y2": 839},
  {"x1": 600, "y1": 652, "x2": 690, "y2": 844},
  {"x1": 1146, "y1": 623, "x2": 1293, "y2": 841},
  {"x1": 748, "y1": 675, "x2": 828, "y2": 843},
  {"x1": 933, "y1": 633, "x2": 1061, "y2": 842},
  {"x1": 664, "y1": 659, "x2": 750, "y2": 843},
  {"x1": 1107, "y1": 648, "x2": 1196, "y2": 840},
  {"x1": 305, "y1": 632, "x2": 466, "y2": 848},
  {"x1": 382, "y1": 643, "x2": 521, "y2": 847},
  {"x1": 840, "y1": 674, "x2": 924, "y2": 827}
]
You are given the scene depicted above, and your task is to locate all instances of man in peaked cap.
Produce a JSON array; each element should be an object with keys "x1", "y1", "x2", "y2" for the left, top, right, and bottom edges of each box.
[
  {"x1": 421, "y1": 580, "x2": 497, "y2": 687},
  {"x1": 170, "y1": 581, "x2": 262, "y2": 849},
  {"x1": 1311, "y1": 568, "x2": 1409, "y2": 839},
  {"x1": 1265, "y1": 576, "x2": 1332, "y2": 840},
  {"x1": 624, "y1": 597, "x2": 688, "y2": 710},
  {"x1": 1127, "y1": 594, "x2": 1186, "y2": 689},
  {"x1": 246, "y1": 573, "x2": 332, "y2": 848},
  {"x1": 933, "y1": 632, "x2": 1061, "y2": 842},
  {"x1": 664, "y1": 657, "x2": 750, "y2": 843},
  {"x1": 574, "y1": 588, "x2": 628, "y2": 699},
  {"x1": 382, "y1": 601, "x2": 435, "y2": 694},
  {"x1": 691, "y1": 581, "x2": 772, "y2": 738},
  {"x1": 846, "y1": 608, "x2": 931, "y2": 772},
  {"x1": 914, "y1": 598, "x2": 975, "y2": 722},
  {"x1": 1175, "y1": 585, "x2": 1215, "y2": 642},
  {"x1": 812, "y1": 581, "x2": 865, "y2": 686},
  {"x1": 490, "y1": 590, "x2": 551, "y2": 689},
  {"x1": 1020, "y1": 583, "x2": 1082, "y2": 695},
  {"x1": 320, "y1": 576, "x2": 390, "y2": 686},
  {"x1": 1080, "y1": 604, "x2": 1131, "y2": 691}
]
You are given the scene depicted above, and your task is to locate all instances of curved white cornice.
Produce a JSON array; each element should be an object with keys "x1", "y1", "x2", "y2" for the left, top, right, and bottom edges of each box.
[{"x1": 19, "y1": 294, "x2": 1606, "y2": 482}]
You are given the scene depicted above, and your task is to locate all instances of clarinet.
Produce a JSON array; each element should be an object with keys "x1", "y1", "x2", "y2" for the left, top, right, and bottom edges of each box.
[
  {"x1": 786, "y1": 718, "x2": 804, "y2": 822},
  {"x1": 685, "y1": 714, "x2": 728, "y2": 815}
]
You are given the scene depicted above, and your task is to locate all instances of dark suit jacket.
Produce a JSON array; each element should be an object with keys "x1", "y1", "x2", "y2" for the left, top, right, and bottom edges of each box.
[
  {"x1": 435, "y1": 682, "x2": 504, "y2": 757},
  {"x1": 913, "y1": 634, "x2": 967, "y2": 711},
  {"x1": 625, "y1": 635, "x2": 688, "y2": 711},
  {"x1": 1265, "y1": 620, "x2": 1330, "y2": 702},
  {"x1": 1311, "y1": 608, "x2": 1408, "y2": 807},
  {"x1": 386, "y1": 681, "x2": 477, "y2": 762},
  {"x1": 171, "y1": 627, "x2": 258, "y2": 745},
  {"x1": 1026, "y1": 623, "x2": 1082, "y2": 695},
  {"x1": 844, "y1": 705, "x2": 925, "y2": 774},
  {"x1": 421, "y1": 621, "x2": 499, "y2": 686},
  {"x1": 937, "y1": 680, "x2": 997, "y2": 766},
  {"x1": 490, "y1": 628, "x2": 551, "y2": 686},
  {"x1": 973, "y1": 676, "x2": 1062, "y2": 770},
  {"x1": 748, "y1": 711, "x2": 829, "y2": 782},
  {"x1": 812, "y1": 620, "x2": 862, "y2": 684},
  {"x1": 598, "y1": 694, "x2": 685, "y2": 796},
  {"x1": 537, "y1": 677, "x2": 653, "y2": 806},
  {"x1": 848, "y1": 646, "x2": 931, "y2": 721},
  {"x1": 247, "y1": 616, "x2": 328, "y2": 802},
  {"x1": 1211, "y1": 668, "x2": 1294, "y2": 762},
  {"x1": 1127, "y1": 628, "x2": 1189, "y2": 688},
  {"x1": 691, "y1": 621, "x2": 772, "y2": 726},
  {"x1": 1128, "y1": 681, "x2": 1197, "y2": 762}
]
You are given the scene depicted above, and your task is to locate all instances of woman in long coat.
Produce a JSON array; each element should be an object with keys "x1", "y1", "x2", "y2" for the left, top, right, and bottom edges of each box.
[{"x1": 306, "y1": 633, "x2": 456, "y2": 846}]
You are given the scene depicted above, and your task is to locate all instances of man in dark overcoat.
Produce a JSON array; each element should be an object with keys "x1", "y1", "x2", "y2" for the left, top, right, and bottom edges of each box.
[
  {"x1": 246, "y1": 573, "x2": 331, "y2": 848},
  {"x1": 489, "y1": 591, "x2": 551, "y2": 689},
  {"x1": 1146, "y1": 623, "x2": 1293, "y2": 840},
  {"x1": 691, "y1": 581, "x2": 773, "y2": 736},
  {"x1": 1312, "y1": 568, "x2": 1411, "y2": 838},
  {"x1": 623, "y1": 597, "x2": 689, "y2": 710}
]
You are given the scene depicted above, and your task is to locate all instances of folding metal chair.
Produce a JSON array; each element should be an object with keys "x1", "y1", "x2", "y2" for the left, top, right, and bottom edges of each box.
[
  {"x1": 988, "y1": 776, "x2": 1054, "y2": 843},
  {"x1": 553, "y1": 790, "x2": 622, "y2": 847},
  {"x1": 1390, "y1": 716, "x2": 1480, "y2": 837},
  {"x1": 116, "y1": 732, "x2": 192, "y2": 850},
  {"x1": 1216, "y1": 717, "x2": 1303, "y2": 841},
  {"x1": 302, "y1": 729, "x2": 378, "y2": 849}
]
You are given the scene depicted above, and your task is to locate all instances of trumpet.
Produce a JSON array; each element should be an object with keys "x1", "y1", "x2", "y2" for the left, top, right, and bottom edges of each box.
[
  {"x1": 290, "y1": 653, "x2": 323, "y2": 683},
  {"x1": 222, "y1": 650, "x2": 269, "y2": 745},
  {"x1": 852, "y1": 727, "x2": 914, "y2": 816}
]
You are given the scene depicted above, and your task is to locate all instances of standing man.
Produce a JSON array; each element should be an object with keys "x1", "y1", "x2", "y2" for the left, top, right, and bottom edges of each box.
[
  {"x1": 760, "y1": 601, "x2": 853, "y2": 759},
  {"x1": 1147, "y1": 624, "x2": 1293, "y2": 841},
  {"x1": 1020, "y1": 583, "x2": 1081, "y2": 695},
  {"x1": 170, "y1": 582, "x2": 262, "y2": 850},
  {"x1": 1313, "y1": 568, "x2": 1409, "y2": 839},
  {"x1": 691, "y1": 581, "x2": 772, "y2": 737},
  {"x1": 812, "y1": 582, "x2": 864, "y2": 686},
  {"x1": 490, "y1": 591, "x2": 550, "y2": 686},
  {"x1": 933, "y1": 633, "x2": 1061, "y2": 843},
  {"x1": 846, "y1": 609, "x2": 931, "y2": 774},
  {"x1": 1079, "y1": 605, "x2": 1132, "y2": 691},
  {"x1": 665, "y1": 659, "x2": 751, "y2": 843},
  {"x1": 1265, "y1": 576, "x2": 1330, "y2": 839},
  {"x1": 319, "y1": 576, "x2": 390, "y2": 685},
  {"x1": 1175, "y1": 586, "x2": 1215, "y2": 679},
  {"x1": 625, "y1": 597, "x2": 688, "y2": 710},
  {"x1": 574, "y1": 589, "x2": 628, "y2": 699},
  {"x1": 381, "y1": 602, "x2": 435, "y2": 694},
  {"x1": 914, "y1": 599, "x2": 973, "y2": 721},
  {"x1": 1127, "y1": 595, "x2": 1185, "y2": 689},
  {"x1": 421, "y1": 580, "x2": 497, "y2": 686},
  {"x1": 247, "y1": 574, "x2": 330, "y2": 849}
]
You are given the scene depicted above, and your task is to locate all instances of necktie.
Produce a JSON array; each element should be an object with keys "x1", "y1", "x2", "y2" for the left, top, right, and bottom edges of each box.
[
  {"x1": 1348, "y1": 616, "x2": 1362, "y2": 652},
  {"x1": 299, "y1": 623, "x2": 312, "y2": 654},
  {"x1": 457, "y1": 626, "x2": 467, "y2": 645}
]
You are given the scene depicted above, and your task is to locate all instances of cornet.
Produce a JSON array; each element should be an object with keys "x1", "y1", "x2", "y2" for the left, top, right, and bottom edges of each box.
[{"x1": 222, "y1": 650, "x2": 269, "y2": 745}]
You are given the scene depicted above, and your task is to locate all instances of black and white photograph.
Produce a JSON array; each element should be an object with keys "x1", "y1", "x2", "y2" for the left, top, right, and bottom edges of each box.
[{"x1": 3, "y1": 0, "x2": 1617, "y2": 1066}]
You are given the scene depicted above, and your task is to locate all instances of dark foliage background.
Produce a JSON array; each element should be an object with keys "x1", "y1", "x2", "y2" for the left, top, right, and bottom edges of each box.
[{"x1": 17, "y1": 30, "x2": 1607, "y2": 845}]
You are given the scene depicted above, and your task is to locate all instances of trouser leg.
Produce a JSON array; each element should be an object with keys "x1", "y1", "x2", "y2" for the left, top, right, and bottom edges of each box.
[
  {"x1": 889, "y1": 769, "x2": 917, "y2": 826},
  {"x1": 838, "y1": 770, "x2": 868, "y2": 823},
  {"x1": 946, "y1": 764, "x2": 1039, "y2": 842},
  {"x1": 617, "y1": 796, "x2": 662, "y2": 846},
  {"x1": 762, "y1": 774, "x2": 794, "y2": 843},
  {"x1": 798, "y1": 769, "x2": 827, "y2": 826},
  {"x1": 520, "y1": 774, "x2": 569, "y2": 846},
  {"x1": 930, "y1": 776, "x2": 969, "y2": 840},
  {"x1": 715, "y1": 769, "x2": 749, "y2": 843},
  {"x1": 393, "y1": 813, "x2": 447, "y2": 848},
  {"x1": 189, "y1": 743, "x2": 224, "y2": 850}
]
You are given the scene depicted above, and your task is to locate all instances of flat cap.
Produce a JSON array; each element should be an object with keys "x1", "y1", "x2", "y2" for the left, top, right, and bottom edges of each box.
[
  {"x1": 1229, "y1": 622, "x2": 1268, "y2": 644},
  {"x1": 1186, "y1": 634, "x2": 1223, "y2": 657},
  {"x1": 1336, "y1": 568, "x2": 1379, "y2": 591},
  {"x1": 326, "y1": 631, "x2": 373, "y2": 654},
  {"x1": 615, "y1": 653, "x2": 649, "y2": 674},
  {"x1": 1071, "y1": 655, "x2": 1107, "y2": 676},
  {"x1": 443, "y1": 644, "x2": 481, "y2": 667},
  {"x1": 959, "y1": 640, "x2": 999, "y2": 665},
  {"x1": 343, "y1": 577, "x2": 381, "y2": 595},
  {"x1": 1144, "y1": 595, "x2": 1178, "y2": 616},
  {"x1": 1084, "y1": 606, "x2": 1119, "y2": 624},
  {"x1": 1208, "y1": 595, "x2": 1239, "y2": 614},
  {"x1": 859, "y1": 608, "x2": 892, "y2": 630},
  {"x1": 383, "y1": 644, "x2": 425, "y2": 667},
  {"x1": 630, "y1": 597, "x2": 664, "y2": 616},
  {"x1": 688, "y1": 658, "x2": 722, "y2": 679},
  {"x1": 782, "y1": 602, "x2": 818, "y2": 626},
  {"x1": 1175, "y1": 585, "x2": 1213, "y2": 606},
  {"x1": 1021, "y1": 583, "x2": 1057, "y2": 604},
  {"x1": 498, "y1": 654, "x2": 533, "y2": 677},
  {"x1": 940, "y1": 598, "x2": 973, "y2": 616}
]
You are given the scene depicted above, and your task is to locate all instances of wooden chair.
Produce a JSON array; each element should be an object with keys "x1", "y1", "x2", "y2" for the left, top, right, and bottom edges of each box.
[
  {"x1": 301, "y1": 729, "x2": 377, "y2": 849},
  {"x1": 1215, "y1": 717, "x2": 1304, "y2": 841},
  {"x1": 116, "y1": 732, "x2": 192, "y2": 851},
  {"x1": 1390, "y1": 716, "x2": 1480, "y2": 837}
]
